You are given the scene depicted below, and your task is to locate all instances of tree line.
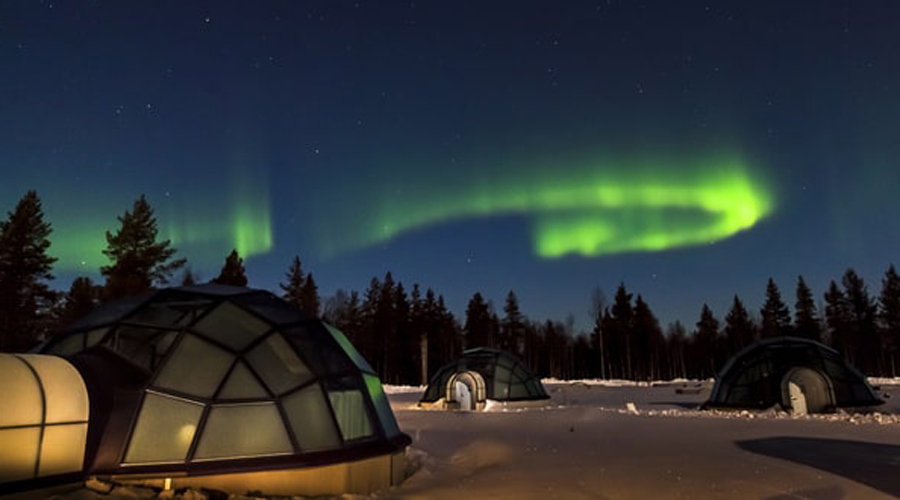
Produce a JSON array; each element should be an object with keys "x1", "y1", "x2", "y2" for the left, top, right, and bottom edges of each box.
[{"x1": 1, "y1": 190, "x2": 899, "y2": 384}]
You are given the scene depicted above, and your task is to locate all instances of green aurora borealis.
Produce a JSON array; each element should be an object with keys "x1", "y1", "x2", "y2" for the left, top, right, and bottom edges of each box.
[{"x1": 316, "y1": 157, "x2": 774, "y2": 260}]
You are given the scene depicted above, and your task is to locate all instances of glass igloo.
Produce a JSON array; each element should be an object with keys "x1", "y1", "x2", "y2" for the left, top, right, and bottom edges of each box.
[
  {"x1": 419, "y1": 347, "x2": 549, "y2": 411},
  {"x1": 31, "y1": 284, "x2": 409, "y2": 496}
]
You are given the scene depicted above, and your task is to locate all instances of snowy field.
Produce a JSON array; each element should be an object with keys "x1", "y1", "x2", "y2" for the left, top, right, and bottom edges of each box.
[
  {"x1": 36, "y1": 379, "x2": 900, "y2": 500},
  {"x1": 387, "y1": 380, "x2": 900, "y2": 500}
]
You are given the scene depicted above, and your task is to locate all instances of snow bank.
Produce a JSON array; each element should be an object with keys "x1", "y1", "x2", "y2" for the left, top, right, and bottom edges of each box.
[
  {"x1": 541, "y1": 377, "x2": 712, "y2": 387},
  {"x1": 602, "y1": 403, "x2": 900, "y2": 425},
  {"x1": 869, "y1": 377, "x2": 900, "y2": 386},
  {"x1": 382, "y1": 384, "x2": 425, "y2": 394}
]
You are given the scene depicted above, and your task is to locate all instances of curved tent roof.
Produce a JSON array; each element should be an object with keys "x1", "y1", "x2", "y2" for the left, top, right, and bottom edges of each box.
[
  {"x1": 420, "y1": 348, "x2": 548, "y2": 403},
  {"x1": 36, "y1": 284, "x2": 409, "y2": 481},
  {"x1": 706, "y1": 337, "x2": 883, "y2": 410},
  {"x1": 0, "y1": 354, "x2": 89, "y2": 486}
]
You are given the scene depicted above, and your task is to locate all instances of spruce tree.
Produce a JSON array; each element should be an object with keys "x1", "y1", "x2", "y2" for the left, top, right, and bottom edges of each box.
[
  {"x1": 632, "y1": 295, "x2": 662, "y2": 380},
  {"x1": 0, "y1": 191, "x2": 57, "y2": 351},
  {"x1": 502, "y1": 290, "x2": 524, "y2": 354},
  {"x1": 301, "y1": 273, "x2": 320, "y2": 316},
  {"x1": 878, "y1": 265, "x2": 900, "y2": 376},
  {"x1": 464, "y1": 292, "x2": 491, "y2": 348},
  {"x1": 794, "y1": 275, "x2": 822, "y2": 342},
  {"x1": 56, "y1": 276, "x2": 99, "y2": 330},
  {"x1": 694, "y1": 304, "x2": 720, "y2": 378},
  {"x1": 725, "y1": 295, "x2": 754, "y2": 354},
  {"x1": 842, "y1": 269, "x2": 878, "y2": 374},
  {"x1": 281, "y1": 256, "x2": 305, "y2": 311},
  {"x1": 824, "y1": 280, "x2": 850, "y2": 351},
  {"x1": 610, "y1": 284, "x2": 634, "y2": 379},
  {"x1": 101, "y1": 195, "x2": 185, "y2": 299},
  {"x1": 760, "y1": 278, "x2": 792, "y2": 338},
  {"x1": 212, "y1": 249, "x2": 247, "y2": 286}
]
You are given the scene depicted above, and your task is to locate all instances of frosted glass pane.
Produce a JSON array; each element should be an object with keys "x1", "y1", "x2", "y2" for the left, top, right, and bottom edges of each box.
[
  {"x1": 103, "y1": 326, "x2": 177, "y2": 370},
  {"x1": 328, "y1": 387, "x2": 373, "y2": 441},
  {"x1": 22, "y1": 355, "x2": 88, "y2": 424},
  {"x1": 283, "y1": 384, "x2": 341, "y2": 452},
  {"x1": 126, "y1": 302, "x2": 190, "y2": 328},
  {"x1": 493, "y1": 379, "x2": 511, "y2": 399},
  {"x1": 218, "y1": 361, "x2": 268, "y2": 399},
  {"x1": 325, "y1": 324, "x2": 375, "y2": 373},
  {"x1": 246, "y1": 333, "x2": 312, "y2": 395},
  {"x1": 154, "y1": 335, "x2": 234, "y2": 398},
  {"x1": 193, "y1": 301, "x2": 271, "y2": 351},
  {"x1": 509, "y1": 383, "x2": 529, "y2": 398},
  {"x1": 0, "y1": 427, "x2": 40, "y2": 482},
  {"x1": 0, "y1": 355, "x2": 42, "y2": 427},
  {"x1": 364, "y1": 374, "x2": 401, "y2": 438},
  {"x1": 283, "y1": 326, "x2": 352, "y2": 375},
  {"x1": 124, "y1": 392, "x2": 204, "y2": 464},
  {"x1": 47, "y1": 333, "x2": 84, "y2": 356},
  {"x1": 86, "y1": 327, "x2": 108, "y2": 347},
  {"x1": 194, "y1": 403, "x2": 292, "y2": 460},
  {"x1": 38, "y1": 423, "x2": 87, "y2": 476}
]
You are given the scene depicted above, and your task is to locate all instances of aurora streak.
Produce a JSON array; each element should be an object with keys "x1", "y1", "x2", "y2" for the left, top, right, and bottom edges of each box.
[{"x1": 324, "y1": 159, "x2": 774, "y2": 259}]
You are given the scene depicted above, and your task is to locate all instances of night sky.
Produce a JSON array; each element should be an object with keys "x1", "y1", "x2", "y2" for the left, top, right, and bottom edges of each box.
[{"x1": 2, "y1": 1, "x2": 899, "y2": 331}]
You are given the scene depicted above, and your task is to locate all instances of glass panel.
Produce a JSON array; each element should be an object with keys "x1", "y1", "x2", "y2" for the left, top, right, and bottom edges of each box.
[
  {"x1": 511, "y1": 364, "x2": 530, "y2": 383},
  {"x1": 0, "y1": 355, "x2": 42, "y2": 427},
  {"x1": 364, "y1": 374, "x2": 401, "y2": 437},
  {"x1": 38, "y1": 423, "x2": 87, "y2": 476},
  {"x1": 124, "y1": 392, "x2": 204, "y2": 464},
  {"x1": 154, "y1": 335, "x2": 234, "y2": 398},
  {"x1": 492, "y1": 378, "x2": 510, "y2": 399},
  {"x1": 47, "y1": 334, "x2": 84, "y2": 356},
  {"x1": 245, "y1": 333, "x2": 312, "y2": 395},
  {"x1": 124, "y1": 302, "x2": 191, "y2": 328},
  {"x1": 103, "y1": 326, "x2": 177, "y2": 370},
  {"x1": 509, "y1": 383, "x2": 529, "y2": 398},
  {"x1": 86, "y1": 327, "x2": 108, "y2": 348},
  {"x1": 193, "y1": 403, "x2": 292, "y2": 460},
  {"x1": 0, "y1": 427, "x2": 40, "y2": 482},
  {"x1": 234, "y1": 292, "x2": 307, "y2": 325},
  {"x1": 67, "y1": 291, "x2": 153, "y2": 331},
  {"x1": 22, "y1": 355, "x2": 89, "y2": 424},
  {"x1": 283, "y1": 325, "x2": 352, "y2": 375},
  {"x1": 217, "y1": 361, "x2": 269, "y2": 399},
  {"x1": 325, "y1": 324, "x2": 375, "y2": 373},
  {"x1": 192, "y1": 301, "x2": 271, "y2": 351},
  {"x1": 282, "y1": 384, "x2": 342, "y2": 452},
  {"x1": 326, "y1": 378, "x2": 373, "y2": 441}
]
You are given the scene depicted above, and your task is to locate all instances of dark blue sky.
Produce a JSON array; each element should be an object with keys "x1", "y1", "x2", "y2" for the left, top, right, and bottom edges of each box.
[{"x1": 2, "y1": 1, "x2": 898, "y2": 331}]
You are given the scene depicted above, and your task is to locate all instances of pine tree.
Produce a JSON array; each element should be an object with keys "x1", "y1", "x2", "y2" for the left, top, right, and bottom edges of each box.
[
  {"x1": 794, "y1": 275, "x2": 822, "y2": 342},
  {"x1": 464, "y1": 292, "x2": 491, "y2": 348},
  {"x1": 101, "y1": 195, "x2": 185, "y2": 299},
  {"x1": 180, "y1": 267, "x2": 198, "y2": 286},
  {"x1": 0, "y1": 191, "x2": 57, "y2": 351},
  {"x1": 725, "y1": 295, "x2": 754, "y2": 354},
  {"x1": 212, "y1": 249, "x2": 247, "y2": 286},
  {"x1": 55, "y1": 276, "x2": 99, "y2": 330},
  {"x1": 609, "y1": 284, "x2": 634, "y2": 379},
  {"x1": 824, "y1": 280, "x2": 850, "y2": 351},
  {"x1": 632, "y1": 295, "x2": 663, "y2": 380},
  {"x1": 760, "y1": 278, "x2": 792, "y2": 338},
  {"x1": 842, "y1": 269, "x2": 878, "y2": 374},
  {"x1": 694, "y1": 304, "x2": 720, "y2": 378},
  {"x1": 502, "y1": 290, "x2": 524, "y2": 355},
  {"x1": 666, "y1": 322, "x2": 688, "y2": 379},
  {"x1": 301, "y1": 273, "x2": 320, "y2": 316},
  {"x1": 878, "y1": 265, "x2": 900, "y2": 376},
  {"x1": 281, "y1": 256, "x2": 305, "y2": 310}
]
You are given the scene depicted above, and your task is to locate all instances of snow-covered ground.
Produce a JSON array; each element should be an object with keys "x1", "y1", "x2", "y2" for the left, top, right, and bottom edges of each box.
[
  {"x1": 387, "y1": 381, "x2": 900, "y2": 499},
  {"x1": 38, "y1": 381, "x2": 900, "y2": 500}
]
